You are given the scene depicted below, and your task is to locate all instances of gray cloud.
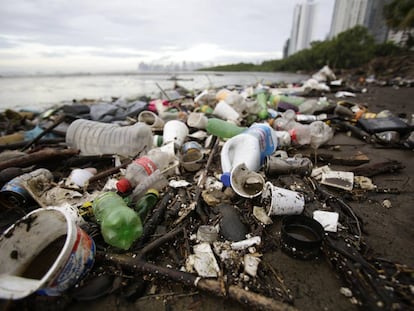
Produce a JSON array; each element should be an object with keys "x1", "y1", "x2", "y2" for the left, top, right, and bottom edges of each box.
[{"x1": 0, "y1": 0, "x2": 334, "y2": 72}]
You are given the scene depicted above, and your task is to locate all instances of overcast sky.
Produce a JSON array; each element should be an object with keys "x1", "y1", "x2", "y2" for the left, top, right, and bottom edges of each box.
[{"x1": 0, "y1": 0, "x2": 335, "y2": 74}]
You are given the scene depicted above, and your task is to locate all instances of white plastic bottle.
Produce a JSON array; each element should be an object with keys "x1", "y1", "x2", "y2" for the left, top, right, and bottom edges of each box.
[
  {"x1": 116, "y1": 147, "x2": 173, "y2": 194},
  {"x1": 220, "y1": 123, "x2": 278, "y2": 186},
  {"x1": 66, "y1": 119, "x2": 153, "y2": 158}
]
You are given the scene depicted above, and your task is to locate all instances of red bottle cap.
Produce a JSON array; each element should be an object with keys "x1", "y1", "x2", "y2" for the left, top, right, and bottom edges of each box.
[{"x1": 116, "y1": 178, "x2": 132, "y2": 193}]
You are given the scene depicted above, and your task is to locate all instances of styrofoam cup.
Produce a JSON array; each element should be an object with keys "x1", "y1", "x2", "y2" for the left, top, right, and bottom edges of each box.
[
  {"x1": 138, "y1": 110, "x2": 165, "y2": 129},
  {"x1": 262, "y1": 182, "x2": 305, "y2": 215},
  {"x1": 230, "y1": 163, "x2": 265, "y2": 198},
  {"x1": 213, "y1": 100, "x2": 240, "y2": 122},
  {"x1": 163, "y1": 120, "x2": 189, "y2": 147},
  {"x1": 187, "y1": 112, "x2": 208, "y2": 129}
]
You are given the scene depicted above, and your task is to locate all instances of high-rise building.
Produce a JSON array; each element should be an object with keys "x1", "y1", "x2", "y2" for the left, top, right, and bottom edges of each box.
[
  {"x1": 329, "y1": 0, "x2": 391, "y2": 43},
  {"x1": 329, "y1": 0, "x2": 369, "y2": 39},
  {"x1": 287, "y1": 0, "x2": 316, "y2": 56}
]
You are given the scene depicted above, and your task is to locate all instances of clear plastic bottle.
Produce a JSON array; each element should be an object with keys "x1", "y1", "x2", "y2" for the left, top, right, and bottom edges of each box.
[
  {"x1": 272, "y1": 109, "x2": 297, "y2": 131},
  {"x1": 66, "y1": 119, "x2": 153, "y2": 158},
  {"x1": 289, "y1": 124, "x2": 311, "y2": 145},
  {"x1": 309, "y1": 121, "x2": 334, "y2": 149},
  {"x1": 220, "y1": 123, "x2": 278, "y2": 186},
  {"x1": 116, "y1": 147, "x2": 172, "y2": 194},
  {"x1": 92, "y1": 191, "x2": 142, "y2": 250}
]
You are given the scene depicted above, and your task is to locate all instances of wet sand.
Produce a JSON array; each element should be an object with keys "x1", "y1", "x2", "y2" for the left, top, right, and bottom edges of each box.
[{"x1": 64, "y1": 85, "x2": 413, "y2": 311}]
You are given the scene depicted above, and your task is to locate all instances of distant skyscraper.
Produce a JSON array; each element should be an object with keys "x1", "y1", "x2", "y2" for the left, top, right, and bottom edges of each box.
[
  {"x1": 329, "y1": 0, "x2": 391, "y2": 43},
  {"x1": 329, "y1": 0, "x2": 368, "y2": 39},
  {"x1": 287, "y1": 0, "x2": 316, "y2": 56}
]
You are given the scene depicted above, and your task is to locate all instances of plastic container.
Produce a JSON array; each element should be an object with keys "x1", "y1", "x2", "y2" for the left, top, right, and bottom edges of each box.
[
  {"x1": 309, "y1": 121, "x2": 334, "y2": 149},
  {"x1": 162, "y1": 120, "x2": 189, "y2": 148},
  {"x1": 0, "y1": 168, "x2": 54, "y2": 208},
  {"x1": 206, "y1": 118, "x2": 246, "y2": 139},
  {"x1": 264, "y1": 155, "x2": 313, "y2": 176},
  {"x1": 272, "y1": 109, "x2": 297, "y2": 131},
  {"x1": 0, "y1": 207, "x2": 95, "y2": 299},
  {"x1": 134, "y1": 188, "x2": 159, "y2": 221},
  {"x1": 220, "y1": 123, "x2": 278, "y2": 186},
  {"x1": 116, "y1": 147, "x2": 172, "y2": 194},
  {"x1": 66, "y1": 119, "x2": 153, "y2": 158},
  {"x1": 255, "y1": 91, "x2": 269, "y2": 119},
  {"x1": 289, "y1": 124, "x2": 311, "y2": 145},
  {"x1": 273, "y1": 94, "x2": 306, "y2": 107},
  {"x1": 92, "y1": 191, "x2": 142, "y2": 250}
]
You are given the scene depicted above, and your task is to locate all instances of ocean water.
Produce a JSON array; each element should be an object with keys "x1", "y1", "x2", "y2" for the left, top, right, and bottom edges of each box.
[{"x1": 0, "y1": 71, "x2": 308, "y2": 112}]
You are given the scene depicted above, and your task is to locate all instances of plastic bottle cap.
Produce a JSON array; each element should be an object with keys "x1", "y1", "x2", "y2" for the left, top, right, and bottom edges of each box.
[
  {"x1": 220, "y1": 172, "x2": 231, "y2": 187},
  {"x1": 146, "y1": 188, "x2": 159, "y2": 197},
  {"x1": 116, "y1": 178, "x2": 132, "y2": 193}
]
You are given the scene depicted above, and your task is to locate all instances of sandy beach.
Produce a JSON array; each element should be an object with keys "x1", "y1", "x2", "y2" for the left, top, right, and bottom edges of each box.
[{"x1": 0, "y1": 82, "x2": 413, "y2": 311}]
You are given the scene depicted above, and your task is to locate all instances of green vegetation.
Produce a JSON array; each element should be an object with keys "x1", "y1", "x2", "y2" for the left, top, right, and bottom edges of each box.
[
  {"x1": 384, "y1": 0, "x2": 414, "y2": 48},
  {"x1": 199, "y1": 25, "x2": 407, "y2": 73}
]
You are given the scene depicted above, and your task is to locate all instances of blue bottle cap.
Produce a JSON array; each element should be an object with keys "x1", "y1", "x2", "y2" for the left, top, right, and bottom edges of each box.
[{"x1": 220, "y1": 172, "x2": 231, "y2": 187}]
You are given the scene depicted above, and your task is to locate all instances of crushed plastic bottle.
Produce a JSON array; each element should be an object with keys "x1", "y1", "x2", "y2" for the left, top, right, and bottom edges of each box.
[
  {"x1": 116, "y1": 147, "x2": 173, "y2": 194},
  {"x1": 92, "y1": 191, "x2": 142, "y2": 250}
]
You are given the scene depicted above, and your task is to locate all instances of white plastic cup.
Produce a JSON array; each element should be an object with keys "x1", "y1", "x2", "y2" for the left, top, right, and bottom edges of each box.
[
  {"x1": 138, "y1": 110, "x2": 165, "y2": 130},
  {"x1": 262, "y1": 182, "x2": 305, "y2": 215},
  {"x1": 187, "y1": 112, "x2": 208, "y2": 129},
  {"x1": 163, "y1": 120, "x2": 189, "y2": 147},
  {"x1": 230, "y1": 163, "x2": 265, "y2": 198},
  {"x1": 0, "y1": 207, "x2": 95, "y2": 299},
  {"x1": 213, "y1": 100, "x2": 240, "y2": 122}
]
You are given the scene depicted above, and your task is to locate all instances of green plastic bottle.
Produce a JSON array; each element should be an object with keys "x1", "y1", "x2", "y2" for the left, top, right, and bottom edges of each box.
[
  {"x1": 92, "y1": 191, "x2": 143, "y2": 250},
  {"x1": 256, "y1": 91, "x2": 269, "y2": 120},
  {"x1": 135, "y1": 188, "x2": 160, "y2": 221},
  {"x1": 206, "y1": 118, "x2": 246, "y2": 139}
]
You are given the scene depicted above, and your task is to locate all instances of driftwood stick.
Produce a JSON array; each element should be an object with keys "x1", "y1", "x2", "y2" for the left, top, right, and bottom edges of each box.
[
  {"x1": 0, "y1": 148, "x2": 79, "y2": 170},
  {"x1": 87, "y1": 159, "x2": 132, "y2": 186},
  {"x1": 0, "y1": 138, "x2": 65, "y2": 152},
  {"x1": 133, "y1": 191, "x2": 173, "y2": 249},
  {"x1": 98, "y1": 252, "x2": 297, "y2": 311}
]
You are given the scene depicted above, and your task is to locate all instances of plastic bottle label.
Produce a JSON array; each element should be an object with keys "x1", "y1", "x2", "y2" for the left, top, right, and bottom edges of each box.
[
  {"x1": 289, "y1": 129, "x2": 297, "y2": 143},
  {"x1": 245, "y1": 125, "x2": 275, "y2": 162},
  {"x1": 133, "y1": 157, "x2": 158, "y2": 176}
]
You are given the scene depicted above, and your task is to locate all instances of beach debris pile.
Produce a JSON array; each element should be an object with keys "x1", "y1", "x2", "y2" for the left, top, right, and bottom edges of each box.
[{"x1": 0, "y1": 66, "x2": 413, "y2": 310}]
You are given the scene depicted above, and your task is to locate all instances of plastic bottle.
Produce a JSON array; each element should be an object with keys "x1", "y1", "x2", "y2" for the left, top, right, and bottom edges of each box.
[
  {"x1": 116, "y1": 147, "x2": 172, "y2": 194},
  {"x1": 255, "y1": 90, "x2": 269, "y2": 119},
  {"x1": 309, "y1": 121, "x2": 334, "y2": 149},
  {"x1": 66, "y1": 119, "x2": 153, "y2": 158},
  {"x1": 134, "y1": 188, "x2": 159, "y2": 221},
  {"x1": 272, "y1": 109, "x2": 297, "y2": 131},
  {"x1": 220, "y1": 123, "x2": 278, "y2": 186},
  {"x1": 206, "y1": 118, "x2": 246, "y2": 139},
  {"x1": 92, "y1": 191, "x2": 142, "y2": 250},
  {"x1": 273, "y1": 94, "x2": 306, "y2": 107},
  {"x1": 289, "y1": 124, "x2": 311, "y2": 145}
]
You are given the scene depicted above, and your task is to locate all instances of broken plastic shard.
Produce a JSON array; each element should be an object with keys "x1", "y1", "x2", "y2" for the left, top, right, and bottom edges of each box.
[
  {"x1": 189, "y1": 243, "x2": 220, "y2": 278},
  {"x1": 313, "y1": 210, "x2": 339, "y2": 232}
]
